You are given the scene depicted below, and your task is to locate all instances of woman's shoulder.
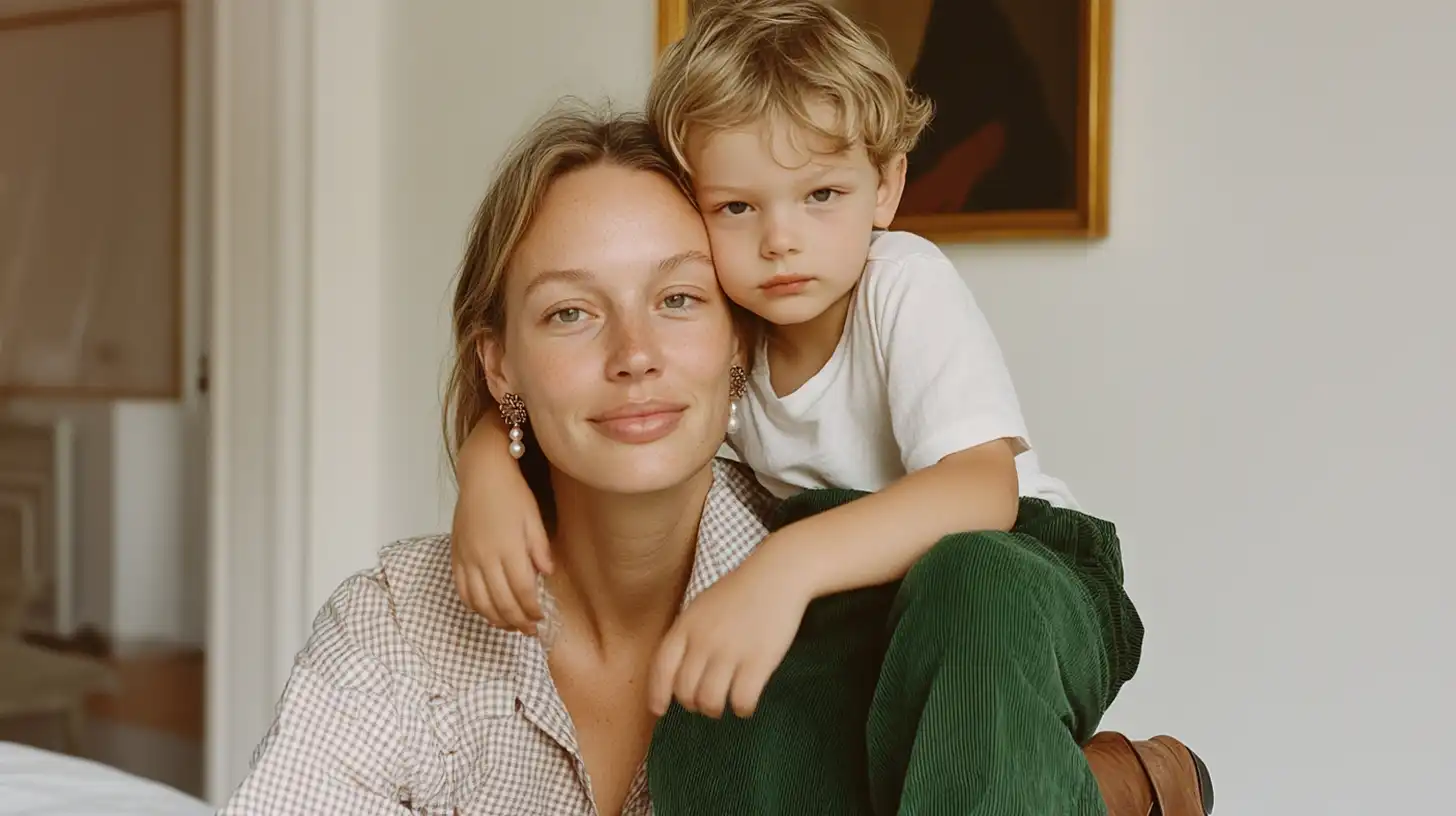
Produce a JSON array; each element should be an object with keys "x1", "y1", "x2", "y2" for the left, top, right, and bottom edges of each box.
[
  {"x1": 710, "y1": 457, "x2": 780, "y2": 521},
  {"x1": 306, "y1": 534, "x2": 521, "y2": 691},
  {"x1": 319, "y1": 533, "x2": 453, "y2": 628},
  {"x1": 375, "y1": 533, "x2": 454, "y2": 601}
]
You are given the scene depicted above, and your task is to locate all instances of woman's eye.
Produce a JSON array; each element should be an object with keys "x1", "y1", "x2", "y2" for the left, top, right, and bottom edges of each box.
[
  {"x1": 662, "y1": 293, "x2": 695, "y2": 310},
  {"x1": 809, "y1": 188, "x2": 836, "y2": 203},
  {"x1": 722, "y1": 201, "x2": 750, "y2": 215},
  {"x1": 551, "y1": 307, "x2": 583, "y2": 324}
]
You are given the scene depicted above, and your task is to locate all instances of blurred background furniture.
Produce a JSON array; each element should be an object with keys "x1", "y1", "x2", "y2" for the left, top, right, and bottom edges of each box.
[
  {"x1": 0, "y1": 418, "x2": 73, "y2": 637},
  {"x1": 0, "y1": 426, "x2": 113, "y2": 754}
]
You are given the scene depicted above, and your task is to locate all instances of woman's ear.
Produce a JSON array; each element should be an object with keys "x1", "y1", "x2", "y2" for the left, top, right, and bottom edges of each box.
[
  {"x1": 873, "y1": 153, "x2": 908, "y2": 229},
  {"x1": 476, "y1": 332, "x2": 513, "y2": 403}
]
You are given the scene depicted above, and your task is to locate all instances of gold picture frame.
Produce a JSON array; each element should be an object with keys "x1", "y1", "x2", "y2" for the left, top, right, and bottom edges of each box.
[{"x1": 656, "y1": 0, "x2": 1113, "y2": 243}]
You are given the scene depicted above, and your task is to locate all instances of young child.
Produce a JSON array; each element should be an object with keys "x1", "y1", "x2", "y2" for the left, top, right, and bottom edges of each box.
[{"x1": 449, "y1": 0, "x2": 1076, "y2": 717}]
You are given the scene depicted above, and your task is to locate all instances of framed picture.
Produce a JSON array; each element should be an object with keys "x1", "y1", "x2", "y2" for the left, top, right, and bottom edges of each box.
[
  {"x1": 656, "y1": 0, "x2": 1113, "y2": 243},
  {"x1": 0, "y1": 0, "x2": 184, "y2": 397}
]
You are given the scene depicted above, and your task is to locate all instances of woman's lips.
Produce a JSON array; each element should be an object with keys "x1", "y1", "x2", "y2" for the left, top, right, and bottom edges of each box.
[{"x1": 589, "y1": 402, "x2": 688, "y2": 444}]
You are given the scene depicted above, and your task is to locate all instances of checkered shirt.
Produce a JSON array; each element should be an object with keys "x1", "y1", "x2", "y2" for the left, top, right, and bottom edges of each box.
[{"x1": 219, "y1": 459, "x2": 776, "y2": 815}]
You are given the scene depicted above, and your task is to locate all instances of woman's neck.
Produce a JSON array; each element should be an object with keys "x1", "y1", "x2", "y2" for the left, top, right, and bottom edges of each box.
[{"x1": 546, "y1": 465, "x2": 714, "y2": 652}]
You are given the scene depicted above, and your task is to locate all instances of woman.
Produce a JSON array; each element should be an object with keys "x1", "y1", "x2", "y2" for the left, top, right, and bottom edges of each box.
[{"x1": 219, "y1": 107, "x2": 1209, "y2": 815}]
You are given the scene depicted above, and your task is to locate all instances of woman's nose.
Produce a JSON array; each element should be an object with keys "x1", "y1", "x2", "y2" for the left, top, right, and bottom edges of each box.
[{"x1": 606, "y1": 318, "x2": 662, "y2": 381}]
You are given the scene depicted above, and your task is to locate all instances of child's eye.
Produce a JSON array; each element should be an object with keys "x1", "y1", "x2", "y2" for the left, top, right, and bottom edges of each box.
[
  {"x1": 808, "y1": 188, "x2": 838, "y2": 203},
  {"x1": 720, "y1": 201, "x2": 750, "y2": 215}
]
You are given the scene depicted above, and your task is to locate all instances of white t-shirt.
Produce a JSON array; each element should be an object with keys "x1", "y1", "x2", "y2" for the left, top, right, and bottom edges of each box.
[{"x1": 727, "y1": 230, "x2": 1077, "y2": 508}]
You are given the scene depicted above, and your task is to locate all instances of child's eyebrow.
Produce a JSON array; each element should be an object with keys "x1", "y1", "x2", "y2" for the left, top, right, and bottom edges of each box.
[
  {"x1": 693, "y1": 182, "x2": 755, "y2": 196},
  {"x1": 695, "y1": 166, "x2": 853, "y2": 197}
]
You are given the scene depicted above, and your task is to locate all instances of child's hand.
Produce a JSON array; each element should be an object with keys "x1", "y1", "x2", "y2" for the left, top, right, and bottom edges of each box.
[
  {"x1": 647, "y1": 544, "x2": 813, "y2": 719},
  {"x1": 450, "y1": 426, "x2": 553, "y2": 634}
]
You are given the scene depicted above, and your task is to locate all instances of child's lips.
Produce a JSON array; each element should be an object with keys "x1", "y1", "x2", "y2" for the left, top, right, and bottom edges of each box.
[{"x1": 759, "y1": 275, "x2": 813, "y2": 295}]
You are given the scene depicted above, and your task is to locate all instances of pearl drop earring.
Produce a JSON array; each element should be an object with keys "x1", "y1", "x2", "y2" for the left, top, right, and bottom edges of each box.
[
  {"x1": 726, "y1": 363, "x2": 747, "y2": 435},
  {"x1": 499, "y1": 393, "x2": 528, "y2": 459}
]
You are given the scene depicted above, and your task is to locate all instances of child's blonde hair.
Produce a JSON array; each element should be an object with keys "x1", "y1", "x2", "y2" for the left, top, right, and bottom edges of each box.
[{"x1": 647, "y1": 0, "x2": 932, "y2": 176}]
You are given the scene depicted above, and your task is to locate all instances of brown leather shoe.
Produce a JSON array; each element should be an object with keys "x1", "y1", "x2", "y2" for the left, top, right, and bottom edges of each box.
[{"x1": 1084, "y1": 732, "x2": 1214, "y2": 815}]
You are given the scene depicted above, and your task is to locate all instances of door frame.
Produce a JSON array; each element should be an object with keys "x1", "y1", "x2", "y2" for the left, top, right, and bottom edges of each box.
[
  {"x1": 206, "y1": 0, "x2": 386, "y2": 800},
  {"x1": 205, "y1": 0, "x2": 310, "y2": 799}
]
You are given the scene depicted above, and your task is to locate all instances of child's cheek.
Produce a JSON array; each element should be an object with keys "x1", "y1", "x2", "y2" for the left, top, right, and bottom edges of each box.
[{"x1": 704, "y1": 229, "x2": 758, "y2": 298}]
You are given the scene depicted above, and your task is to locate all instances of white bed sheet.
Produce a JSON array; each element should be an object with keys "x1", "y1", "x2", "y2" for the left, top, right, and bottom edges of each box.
[{"x1": 0, "y1": 741, "x2": 213, "y2": 815}]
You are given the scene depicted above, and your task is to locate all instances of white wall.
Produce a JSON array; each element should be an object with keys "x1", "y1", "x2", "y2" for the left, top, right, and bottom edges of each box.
[
  {"x1": 110, "y1": 402, "x2": 186, "y2": 642},
  {"x1": 955, "y1": 5, "x2": 1456, "y2": 813},
  {"x1": 377, "y1": 0, "x2": 659, "y2": 543},
  {"x1": 221, "y1": 0, "x2": 1456, "y2": 809}
]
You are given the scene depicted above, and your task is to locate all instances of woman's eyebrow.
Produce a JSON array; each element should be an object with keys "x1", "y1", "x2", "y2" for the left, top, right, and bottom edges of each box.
[
  {"x1": 656, "y1": 249, "x2": 712, "y2": 276},
  {"x1": 523, "y1": 251, "x2": 710, "y2": 298},
  {"x1": 522, "y1": 267, "x2": 591, "y2": 299}
]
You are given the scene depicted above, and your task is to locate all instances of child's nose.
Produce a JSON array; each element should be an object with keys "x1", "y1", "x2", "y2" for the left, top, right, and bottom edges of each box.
[{"x1": 759, "y1": 216, "x2": 801, "y2": 258}]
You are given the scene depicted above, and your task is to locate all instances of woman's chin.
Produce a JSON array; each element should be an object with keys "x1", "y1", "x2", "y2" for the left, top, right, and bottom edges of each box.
[{"x1": 562, "y1": 445, "x2": 717, "y2": 496}]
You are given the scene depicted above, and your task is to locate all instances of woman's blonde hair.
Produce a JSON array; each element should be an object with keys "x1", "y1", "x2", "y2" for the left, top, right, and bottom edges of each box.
[
  {"x1": 647, "y1": 0, "x2": 932, "y2": 174},
  {"x1": 443, "y1": 104, "x2": 690, "y2": 510}
]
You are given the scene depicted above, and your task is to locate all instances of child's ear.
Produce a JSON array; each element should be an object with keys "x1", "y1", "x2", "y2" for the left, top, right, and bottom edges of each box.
[
  {"x1": 873, "y1": 153, "x2": 908, "y2": 229},
  {"x1": 475, "y1": 332, "x2": 515, "y2": 404}
]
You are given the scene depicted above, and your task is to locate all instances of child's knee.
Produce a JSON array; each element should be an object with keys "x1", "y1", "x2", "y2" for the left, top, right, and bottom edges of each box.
[{"x1": 899, "y1": 531, "x2": 1053, "y2": 621}]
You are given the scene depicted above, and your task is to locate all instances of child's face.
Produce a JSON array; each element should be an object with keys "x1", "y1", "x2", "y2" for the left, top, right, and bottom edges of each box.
[{"x1": 686, "y1": 106, "x2": 905, "y2": 328}]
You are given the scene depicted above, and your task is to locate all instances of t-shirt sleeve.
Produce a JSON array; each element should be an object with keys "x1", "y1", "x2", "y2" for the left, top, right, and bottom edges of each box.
[{"x1": 865, "y1": 250, "x2": 1031, "y2": 474}]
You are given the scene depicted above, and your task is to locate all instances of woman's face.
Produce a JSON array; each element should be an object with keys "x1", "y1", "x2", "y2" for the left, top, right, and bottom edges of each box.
[{"x1": 483, "y1": 163, "x2": 738, "y2": 495}]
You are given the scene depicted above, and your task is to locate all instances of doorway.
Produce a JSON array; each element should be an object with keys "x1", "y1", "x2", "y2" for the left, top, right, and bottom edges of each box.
[{"x1": 0, "y1": 0, "x2": 210, "y2": 797}]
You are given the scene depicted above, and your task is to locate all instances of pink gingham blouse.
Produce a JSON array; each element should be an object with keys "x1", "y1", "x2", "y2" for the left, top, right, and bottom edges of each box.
[{"x1": 219, "y1": 459, "x2": 775, "y2": 815}]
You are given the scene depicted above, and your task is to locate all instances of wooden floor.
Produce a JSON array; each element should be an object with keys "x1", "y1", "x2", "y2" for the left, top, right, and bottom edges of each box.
[
  {"x1": 0, "y1": 644, "x2": 205, "y2": 797},
  {"x1": 87, "y1": 648, "x2": 205, "y2": 741}
]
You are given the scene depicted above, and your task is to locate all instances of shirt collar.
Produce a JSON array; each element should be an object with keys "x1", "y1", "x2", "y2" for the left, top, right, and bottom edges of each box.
[
  {"x1": 503, "y1": 458, "x2": 776, "y2": 755},
  {"x1": 682, "y1": 458, "x2": 776, "y2": 605},
  {"x1": 510, "y1": 456, "x2": 775, "y2": 666}
]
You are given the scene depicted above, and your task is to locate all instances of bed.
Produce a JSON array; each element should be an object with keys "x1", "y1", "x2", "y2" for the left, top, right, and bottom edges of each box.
[{"x1": 0, "y1": 741, "x2": 213, "y2": 815}]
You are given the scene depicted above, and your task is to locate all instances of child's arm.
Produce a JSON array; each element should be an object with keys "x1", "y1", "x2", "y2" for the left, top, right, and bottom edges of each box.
[
  {"x1": 646, "y1": 440, "x2": 1016, "y2": 718},
  {"x1": 753, "y1": 436, "x2": 1019, "y2": 597},
  {"x1": 451, "y1": 415, "x2": 553, "y2": 634}
]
